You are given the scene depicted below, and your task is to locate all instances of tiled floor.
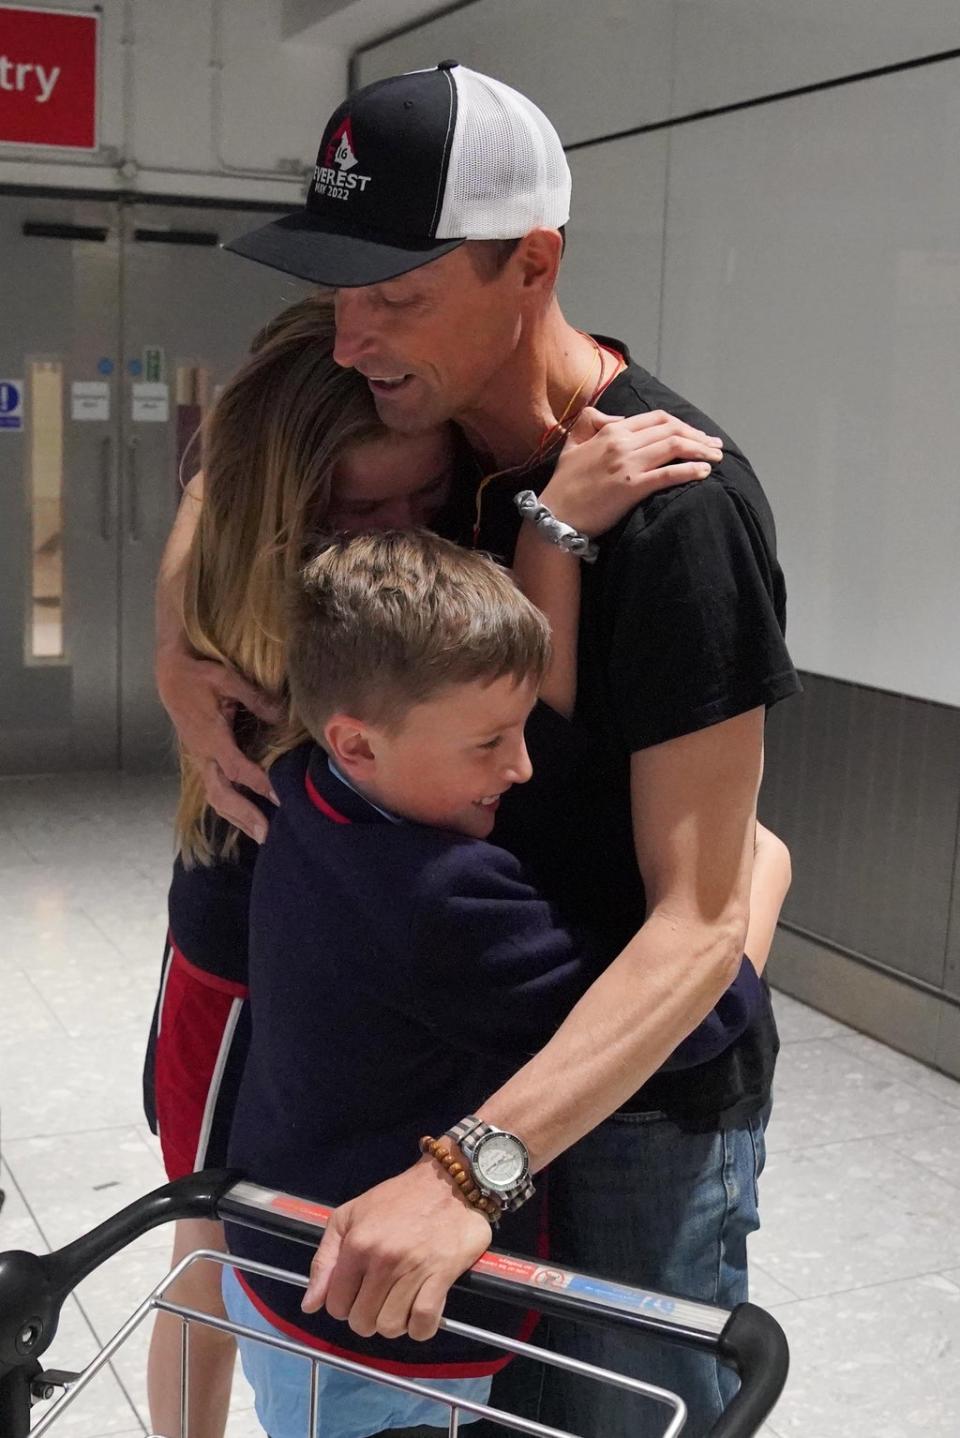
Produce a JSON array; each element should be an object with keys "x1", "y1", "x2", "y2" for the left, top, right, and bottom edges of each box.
[{"x1": 2, "y1": 772, "x2": 959, "y2": 1437}]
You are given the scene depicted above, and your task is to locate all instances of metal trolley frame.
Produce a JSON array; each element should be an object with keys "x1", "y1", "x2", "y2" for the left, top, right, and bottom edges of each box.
[{"x1": 0, "y1": 1171, "x2": 789, "y2": 1437}]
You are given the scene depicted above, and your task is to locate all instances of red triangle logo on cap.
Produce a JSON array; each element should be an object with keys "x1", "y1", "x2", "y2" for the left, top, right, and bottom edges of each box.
[{"x1": 326, "y1": 118, "x2": 358, "y2": 171}]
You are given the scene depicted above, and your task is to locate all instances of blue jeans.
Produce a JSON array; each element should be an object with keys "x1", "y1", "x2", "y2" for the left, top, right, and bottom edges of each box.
[
  {"x1": 498, "y1": 1109, "x2": 768, "y2": 1438},
  {"x1": 222, "y1": 1265, "x2": 489, "y2": 1438}
]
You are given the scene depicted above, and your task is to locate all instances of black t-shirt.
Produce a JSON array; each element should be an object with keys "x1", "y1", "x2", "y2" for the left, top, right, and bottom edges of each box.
[{"x1": 464, "y1": 340, "x2": 801, "y2": 1129}]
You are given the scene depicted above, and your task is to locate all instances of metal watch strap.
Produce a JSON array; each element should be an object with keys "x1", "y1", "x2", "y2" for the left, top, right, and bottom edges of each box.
[
  {"x1": 444, "y1": 1116, "x2": 535, "y2": 1216},
  {"x1": 513, "y1": 489, "x2": 599, "y2": 563}
]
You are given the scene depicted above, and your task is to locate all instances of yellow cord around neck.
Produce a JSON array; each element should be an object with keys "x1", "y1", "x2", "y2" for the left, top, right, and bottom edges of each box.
[{"x1": 472, "y1": 335, "x2": 606, "y2": 545}]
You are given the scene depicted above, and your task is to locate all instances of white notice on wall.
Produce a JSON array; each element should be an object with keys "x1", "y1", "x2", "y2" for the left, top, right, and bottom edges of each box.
[
  {"x1": 132, "y1": 382, "x2": 169, "y2": 422},
  {"x1": 71, "y1": 381, "x2": 110, "y2": 421}
]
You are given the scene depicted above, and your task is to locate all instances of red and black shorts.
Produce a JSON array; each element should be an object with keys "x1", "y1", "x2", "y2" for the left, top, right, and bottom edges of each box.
[{"x1": 143, "y1": 937, "x2": 251, "y2": 1182}]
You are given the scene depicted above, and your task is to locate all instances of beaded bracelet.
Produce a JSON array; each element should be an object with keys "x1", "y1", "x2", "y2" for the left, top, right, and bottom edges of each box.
[{"x1": 419, "y1": 1135, "x2": 502, "y2": 1223}]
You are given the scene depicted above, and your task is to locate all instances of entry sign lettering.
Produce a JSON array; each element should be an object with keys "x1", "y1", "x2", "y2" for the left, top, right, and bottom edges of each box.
[
  {"x1": 0, "y1": 378, "x2": 23, "y2": 431},
  {"x1": 0, "y1": 5, "x2": 99, "y2": 150}
]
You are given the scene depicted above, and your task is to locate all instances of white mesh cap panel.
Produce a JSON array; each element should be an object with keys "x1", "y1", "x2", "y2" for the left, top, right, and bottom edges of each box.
[{"x1": 435, "y1": 68, "x2": 571, "y2": 239}]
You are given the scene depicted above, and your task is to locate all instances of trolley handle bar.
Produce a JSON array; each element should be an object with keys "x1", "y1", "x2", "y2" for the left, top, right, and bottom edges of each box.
[
  {"x1": 713, "y1": 1303, "x2": 790, "y2": 1438},
  {"x1": 0, "y1": 1171, "x2": 236, "y2": 1381},
  {"x1": 219, "y1": 1178, "x2": 789, "y2": 1438},
  {"x1": 0, "y1": 1170, "x2": 788, "y2": 1438}
]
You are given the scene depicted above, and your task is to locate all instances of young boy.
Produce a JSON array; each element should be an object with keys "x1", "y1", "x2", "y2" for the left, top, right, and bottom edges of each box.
[{"x1": 219, "y1": 530, "x2": 788, "y2": 1438}]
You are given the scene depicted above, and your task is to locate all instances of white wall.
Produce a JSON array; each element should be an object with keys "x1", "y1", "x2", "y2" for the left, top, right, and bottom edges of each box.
[
  {"x1": 563, "y1": 135, "x2": 667, "y2": 352},
  {"x1": 283, "y1": 0, "x2": 456, "y2": 50},
  {"x1": 0, "y1": 0, "x2": 347, "y2": 203},
  {"x1": 659, "y1": 59, "x2": 960, "y2": 707},
  {"x1": 670, "y1": 0, "x2": 960, "y2": 112},
  {"x1": 7, "y1": 0, "x2": 959, "y2": 703},
  {"x1": 357, "y1": 0, "x2": 960, "y2": 708},
  {"x1": 353, "y1": 0, "x2": 676, "y2": 146}
]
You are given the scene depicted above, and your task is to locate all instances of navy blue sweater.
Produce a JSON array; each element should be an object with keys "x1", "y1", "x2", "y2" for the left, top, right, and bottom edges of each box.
[
  {"x1": 225, "y1": 743, "x2": 761, "y2": 1371},
  {"x1": 227, "y1": 742, "x2": 592, "y2": 1374}
]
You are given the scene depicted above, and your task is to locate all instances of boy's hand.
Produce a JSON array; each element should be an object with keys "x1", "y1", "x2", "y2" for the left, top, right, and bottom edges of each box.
[{"x1": 301, "y1": 1159, "x2": 491, "y2": 1340}]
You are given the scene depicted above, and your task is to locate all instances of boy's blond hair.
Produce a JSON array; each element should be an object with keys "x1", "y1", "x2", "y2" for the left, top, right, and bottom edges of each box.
[{"x1": 288, "y1": 530, "x2": 551, "y2": 739}]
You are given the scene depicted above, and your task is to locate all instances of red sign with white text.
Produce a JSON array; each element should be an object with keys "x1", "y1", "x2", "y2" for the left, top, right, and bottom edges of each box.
[{"x1": 0, "y1": 5, "x2": 98, "y2": 150}]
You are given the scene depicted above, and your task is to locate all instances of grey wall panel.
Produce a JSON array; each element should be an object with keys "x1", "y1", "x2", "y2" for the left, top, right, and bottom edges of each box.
[
  {"x1": 761, "y1": 675, "x2": 960, "y2": 989},
  {"x1": 672, "y1": 1, "x2": 960, "y2": 116},
  {"x1": 355, "y1": 1, "x2": 960, "y2": 138},
  {"x1": 944, "y1": 820, "x2": 960, "y2": 1000},
  {"x1": 659, "y1": 61, "x2": 960, "y2": 707},
  {"x1": 560, "y1": 135, "x2": 667, "y2": 356},
  {"x1": 768, "y1": 928, "x2": 949, "y2": 1074},
  {"x1": 354, "y1": 0, "x2": 675, "y2": 148},
  {"x1": 935, "y1": 1002, "x2": 960, "y2": 1079}
]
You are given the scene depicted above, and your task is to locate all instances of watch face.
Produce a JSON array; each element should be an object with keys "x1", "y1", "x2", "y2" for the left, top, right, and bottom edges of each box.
[{"x1": 475, "y1": 1132, "x2": 526, "y2": 1192}]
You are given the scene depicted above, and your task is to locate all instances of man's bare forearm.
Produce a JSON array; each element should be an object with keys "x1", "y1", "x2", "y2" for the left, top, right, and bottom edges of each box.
[
  {"x1": 156, "y1": 472, "x2": 203, "y2": 657},
  {"x1": 478, "y1": 711, "x2": 763, "y2": 1172},
  {"x1": 477, "y1": 908, "x2": 742, "y2": 1170}
]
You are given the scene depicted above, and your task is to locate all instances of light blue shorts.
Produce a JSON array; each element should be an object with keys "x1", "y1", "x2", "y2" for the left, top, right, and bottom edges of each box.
[{"x1": 222, "y1": 1264, "x2": 491, "y2": 1438}]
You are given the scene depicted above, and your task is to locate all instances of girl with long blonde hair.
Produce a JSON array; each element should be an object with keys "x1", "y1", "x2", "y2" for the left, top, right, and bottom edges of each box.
[
  {"x1": 144, "y1": 292, "x2": 456, "y2": 1438},
  {"x1": 175, "y1": 295, "x2": 455, "y2": 866}
]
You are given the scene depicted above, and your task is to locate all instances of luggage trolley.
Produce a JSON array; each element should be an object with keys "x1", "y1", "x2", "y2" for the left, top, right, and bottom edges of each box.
[{"x1": 0, "y1": 1171, "x2": 789, "y2": 1437}]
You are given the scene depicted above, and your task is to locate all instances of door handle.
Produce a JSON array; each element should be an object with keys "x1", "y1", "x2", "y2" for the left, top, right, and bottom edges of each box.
[
  {"x1": 126, "y1": 437, "x2": 140, "y2": 541},
  {"x1": 99, "y1": 436, "x2": 112, "y2": 541}
]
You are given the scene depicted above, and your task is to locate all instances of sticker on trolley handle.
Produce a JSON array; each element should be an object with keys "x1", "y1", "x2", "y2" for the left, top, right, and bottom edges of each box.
[
  {"x1": 563, "y1": 1272, "x2": 677, "y2": 1315},
  {"x1": 258, "y1": 1188, "x2": 676, "y2": 1315},
  {"x1": 475, "y1": 1252, "x2": 676, "y2": 1314},
  {"x1": 270, "y1": 1193, "x2": 334, "y2": 1226},
  {"x1": 532, "y1": 1266, "x2": 572, "y2": 1291}
]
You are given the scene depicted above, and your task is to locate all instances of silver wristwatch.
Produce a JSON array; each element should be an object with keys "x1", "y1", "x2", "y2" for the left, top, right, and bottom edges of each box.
[
  {"x1": 445, "y1": 1116, "x2": 535, "y2": 1216},
  {"x1": 513, "y1": 489, "x2": 599, "y2": 563}
]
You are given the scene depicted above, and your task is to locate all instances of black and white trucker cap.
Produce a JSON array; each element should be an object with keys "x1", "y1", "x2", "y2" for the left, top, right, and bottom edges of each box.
[{"x1": 223, "y1": 61, "x2": 571, "y2": 288}]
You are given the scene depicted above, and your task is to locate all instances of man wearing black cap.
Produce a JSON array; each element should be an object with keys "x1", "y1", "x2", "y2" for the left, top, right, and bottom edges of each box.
[{"x1": 159, "y1": 62, "x2": 798, "y2": 1437}]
